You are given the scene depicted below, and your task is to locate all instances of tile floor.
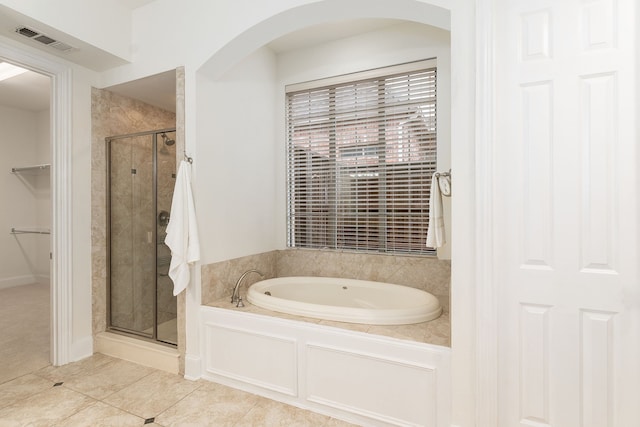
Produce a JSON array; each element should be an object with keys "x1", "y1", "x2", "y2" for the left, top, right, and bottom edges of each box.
[
  {"x1": 0, "y1": 283, "x2": 50, "y2": 385},
  {"x1": 0, "y1": 284, "x2": 357, "y2": 426},
  {"x1": 0, "y1": 353, "x2": 357, "y2": 426}
]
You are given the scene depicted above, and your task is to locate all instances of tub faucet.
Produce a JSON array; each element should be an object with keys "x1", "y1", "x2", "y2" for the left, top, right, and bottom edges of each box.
[{"x1": 231, "y1": 269, "x2": 265, "y2": 306}]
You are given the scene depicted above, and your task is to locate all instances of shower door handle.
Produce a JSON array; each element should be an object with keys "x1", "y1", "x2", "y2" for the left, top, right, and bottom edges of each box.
[{"x1": 158, "y1": 210, "x2": 170, "y2": 226}]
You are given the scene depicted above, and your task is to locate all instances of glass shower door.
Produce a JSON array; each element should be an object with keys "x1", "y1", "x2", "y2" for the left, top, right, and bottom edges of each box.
[
  {"x1": 155, "y1": 130, "x2": 177, "y2": 344},
  {"x1": 108, "y1": 134, "x2": 156, "y2": 337},
  {"x1": 107, "y1": 130, "x2": 177, "y2": 345}
]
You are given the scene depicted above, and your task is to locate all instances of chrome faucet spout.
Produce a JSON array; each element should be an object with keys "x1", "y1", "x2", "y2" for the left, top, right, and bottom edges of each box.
[{"x1": 231, "y1": 269, "x2": 265, "y2": 305}]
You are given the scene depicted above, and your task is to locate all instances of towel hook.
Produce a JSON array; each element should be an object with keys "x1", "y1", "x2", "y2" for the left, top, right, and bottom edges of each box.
[
  {"x1": 184, "y1": 150, "x2": 193, "y2": 164},
  {"x1": 434, "y1": 169, "x2": 451, "y2": 197},
  {"x1": 434, "y1": 169, "x2": 451, "y2": 179}
]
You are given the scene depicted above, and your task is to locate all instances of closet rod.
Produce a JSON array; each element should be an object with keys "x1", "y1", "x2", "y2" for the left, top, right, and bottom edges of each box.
[
  {"x1": 10, "y1": 228, "x2": 50, "y2": 235},
  {"x1": 11, "y1": 164, "x2": 51, "y2": 173}
]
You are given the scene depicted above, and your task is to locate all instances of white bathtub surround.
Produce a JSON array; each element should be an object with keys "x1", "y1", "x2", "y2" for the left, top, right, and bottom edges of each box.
[
  {"x1": 198, "y1": 250, "x2": 451, "y2": 424},
  {"x1": 200, "y1": 306, "x2": 451, "y2": 426},
  {"x1": 247, "y1": 277, "x2": 442, "y2": 325},
  {"x1": 209, "y1": 295, "x2": 450, "y2": 348}
]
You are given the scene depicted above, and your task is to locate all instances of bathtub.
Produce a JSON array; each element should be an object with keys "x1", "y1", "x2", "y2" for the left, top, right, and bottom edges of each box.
[{"x1": 246, "y1": 276, "x2": 442, "y2": 325}]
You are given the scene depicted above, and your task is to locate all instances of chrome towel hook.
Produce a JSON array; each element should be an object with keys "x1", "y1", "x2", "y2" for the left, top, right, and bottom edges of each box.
[{"x1": 434, "y1": 169, "x2": 451, "y2": 197}]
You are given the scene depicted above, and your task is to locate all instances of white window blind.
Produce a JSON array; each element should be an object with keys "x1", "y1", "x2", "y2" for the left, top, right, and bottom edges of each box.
[{"x1": 286, "y1": 62, "x2": 437, "y2": 255}]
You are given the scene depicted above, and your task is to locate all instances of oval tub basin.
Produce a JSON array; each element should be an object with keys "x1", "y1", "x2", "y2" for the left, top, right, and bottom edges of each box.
[{"x1": 246, "y1": 276, "x2": 442, "y2": 325}]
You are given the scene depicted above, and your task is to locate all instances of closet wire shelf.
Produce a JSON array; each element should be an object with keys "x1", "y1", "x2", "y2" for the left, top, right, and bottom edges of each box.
[
  {"x1": 11, "y1": 228, "x2": 50, "y2": 235},
  {"x1": 11, "y1": 164, "x2": 51, "y2": 173},
  {"x1": 11, "y1": 164, "x2": 52, "y2": 235}
]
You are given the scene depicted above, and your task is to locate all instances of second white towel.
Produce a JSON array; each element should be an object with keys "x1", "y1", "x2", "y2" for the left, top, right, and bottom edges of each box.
[{"x1": 426, "y1": 172, "x2": 446, "y2": 248}]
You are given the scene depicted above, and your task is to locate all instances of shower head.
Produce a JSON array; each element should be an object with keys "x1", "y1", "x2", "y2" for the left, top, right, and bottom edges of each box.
[{"x1": 161, "y1": 133, "x2": 175, "y2": 146}]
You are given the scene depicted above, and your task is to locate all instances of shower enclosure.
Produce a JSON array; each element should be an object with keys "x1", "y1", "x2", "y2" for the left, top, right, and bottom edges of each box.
[{"x1": 106, "y1": 128, "x2": 177, "y2": 346}]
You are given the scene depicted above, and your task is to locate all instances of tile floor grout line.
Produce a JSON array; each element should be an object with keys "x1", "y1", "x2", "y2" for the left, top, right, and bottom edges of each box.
[
  {"x1": 0, "y1": 379, "x2": 100, "y2": 425},
  {"x1": 151, "y1": 379, "x2": 206, "y2": 422},
  {"x1": 49, "y1": 398, "x2": 101, "y2": 427},
  {"x1": 90, "y1": 399, "x2": 148, "y2": 424},
  {"x1": 228, "y1": 392, "x2": 267, "y2": 427},
  {"x1": 1, "y1": 352, "x2": 360, "y2": 426},
  {"x1": 0, "y1": 374, "x2": 64, "y2": 410}
]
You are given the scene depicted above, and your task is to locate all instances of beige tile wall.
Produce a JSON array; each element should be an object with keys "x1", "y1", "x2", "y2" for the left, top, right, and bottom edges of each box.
[
  {"x1": 175, "y1": 67, "x2": 186, "y2": 374},
  {"x1": 201, "y1": 252, "x2": 278, "y2": 306},
  {"x1": 277, "y1": 249, "x2": 450, "y2": 297},
  {"x1": 91, "y1": 87, "x2": 176, "y2": 337},
  {"x1": 202, "y1": 249, "x2": 450, "y2": 306}
]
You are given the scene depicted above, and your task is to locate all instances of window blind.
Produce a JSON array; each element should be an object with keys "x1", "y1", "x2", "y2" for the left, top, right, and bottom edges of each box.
[{"x1": 286, "y1": 63, "x2": 437, "y2": 255}]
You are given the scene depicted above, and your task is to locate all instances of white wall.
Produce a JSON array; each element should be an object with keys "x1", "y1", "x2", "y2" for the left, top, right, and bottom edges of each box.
[
  {"x1": 195, "y1": 22, "x2": 451, "y2": 263},
  {"x1": 0, "y1": 0, "x2": 133, "y2": 61},
  {"x1": 0, "y1": 2, "x2": 478, "y2": 423},
  {"x1": 274, "y1": 21, "x2": 452, "y2": 259},
  {"x1": 196, "y1": 46, "x2": 278, "y2": 263},
  {"x1": 70, "y1": 65, "x2": 98, "y2": 358},
  {"x1": 34, "y1": 108, "x2": 50, "y2": 280},
  {"x1": 0, "y1": 31, "x2": 99, "y2": 360},
  {"x1": 101, "y1": 0, "x2": 452, "y2": 87},
  {"x1": 0, "y1": 104, "x2": 40, "y2": 288},
  {"x1": 0, "y1": 102, "x2": 50, "y2": 287}
]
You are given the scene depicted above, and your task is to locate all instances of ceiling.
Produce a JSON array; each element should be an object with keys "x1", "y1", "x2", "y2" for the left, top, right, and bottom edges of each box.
[
  {"x1": 118, "y1": 0, "x2": 156, "y2": 9},
  {"x1": 0, "y1": 64, "x2": 50, "y2": 111},
  {"x1": 0, "y1": 18, "x2": 408, "y2": 114},
  {"x1": 106, "y1": 69, "x2": 177, "y2": 113}
]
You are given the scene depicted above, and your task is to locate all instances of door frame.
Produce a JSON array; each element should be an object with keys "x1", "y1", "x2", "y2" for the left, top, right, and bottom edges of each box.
[
  {"x1": 474, "y1": 0, "x2": 498, "y2": 425},
  {"x1": 0, "y1": 40, "x2": 73, "y2": 366}
]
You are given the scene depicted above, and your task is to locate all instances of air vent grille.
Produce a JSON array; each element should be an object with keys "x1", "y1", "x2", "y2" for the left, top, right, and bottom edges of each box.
[
  {"x1": 14, "y1": 26, "x2": 76, "y2": 53},
  {"x1": 50, "y1": 42, "x2": 74, "y2": 52},
  {"x1": 17, "y1": 27, "x2": 38, "y2": 38},
  {"x1": 34, "y1": 34, "x2": 55, "y2": 45}
]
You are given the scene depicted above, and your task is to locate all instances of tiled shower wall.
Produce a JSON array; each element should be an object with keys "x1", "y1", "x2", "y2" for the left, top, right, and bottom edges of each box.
[
  {"x1": 91, "y1": 87, "x2": 176, "y2": 336},
  {"x1": 201, "y1": 249, "x2": 450, "y2": 306}
]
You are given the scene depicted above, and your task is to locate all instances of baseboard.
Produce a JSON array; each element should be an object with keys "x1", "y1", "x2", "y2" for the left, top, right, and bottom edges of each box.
[
  {"x1": 95, "y1": 332, "x2": 179, "y2": 374},
  {"x1": 35, "y1": 274, "x2": 50, "y2": 285},
  {"x1": 70, "y1": 335, "x2": 94, "y2": 362},
  {"x1": 0, "y1": 275, "x2": 38, "y2": 290},
  {"x1": 184, "y1": 353, "x2": 202, "y2": 380}
]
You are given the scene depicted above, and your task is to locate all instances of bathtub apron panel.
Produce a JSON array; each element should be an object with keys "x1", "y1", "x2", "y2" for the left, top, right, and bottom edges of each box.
[{"x1": 200, "y1": 306, "x2": 451, "y2": 427}]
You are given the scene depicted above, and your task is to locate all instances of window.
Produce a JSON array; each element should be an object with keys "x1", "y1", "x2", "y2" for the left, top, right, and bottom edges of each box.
[{"x1": 286, "y1": 60, "x2": 437, "y2": 255}]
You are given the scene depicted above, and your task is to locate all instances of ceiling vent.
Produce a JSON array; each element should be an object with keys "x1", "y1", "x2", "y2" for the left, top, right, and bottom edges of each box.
[{"x1": 15, "y1": 26, "x2": 76, "y2": 52}]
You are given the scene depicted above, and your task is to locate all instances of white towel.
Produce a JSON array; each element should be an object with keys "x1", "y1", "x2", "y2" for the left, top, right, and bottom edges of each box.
[
  {"x1": 165, "y1": 160, "x2": 200, "y2": 296},
  {"x1": 426, "y1": 172, "x2": 446, "y2": 248}
]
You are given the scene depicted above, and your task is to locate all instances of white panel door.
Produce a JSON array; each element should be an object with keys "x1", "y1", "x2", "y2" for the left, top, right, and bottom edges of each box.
[{"x1": 493, "y1": 0, "x2": 639, "y2": 425}]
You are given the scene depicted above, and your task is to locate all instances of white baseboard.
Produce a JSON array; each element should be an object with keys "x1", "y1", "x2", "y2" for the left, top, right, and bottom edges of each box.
[
  {"x1": 0, "y1": 275, "x2": 38, "y2": 290},
  {"x1": 184, "y1": 353, "x2": 202, "y2": 380},
  {"x1": 70, "y1": 335, "x2": 94, "y2": 362},
  {"x1": 95, "y1": 332, "x2": 179, "y2": 374},
  {"x1": 35, "y1": 274, "x2": 50, "y2": 285}
]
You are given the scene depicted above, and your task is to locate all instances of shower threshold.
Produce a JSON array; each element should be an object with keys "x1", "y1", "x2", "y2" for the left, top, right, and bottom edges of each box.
[
  {"x1": 95, "y1": 331, "x2": 179, "y2": 374},
  {"x1": 142, "y1": 318, "x2": 178, "y2": 345}
]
